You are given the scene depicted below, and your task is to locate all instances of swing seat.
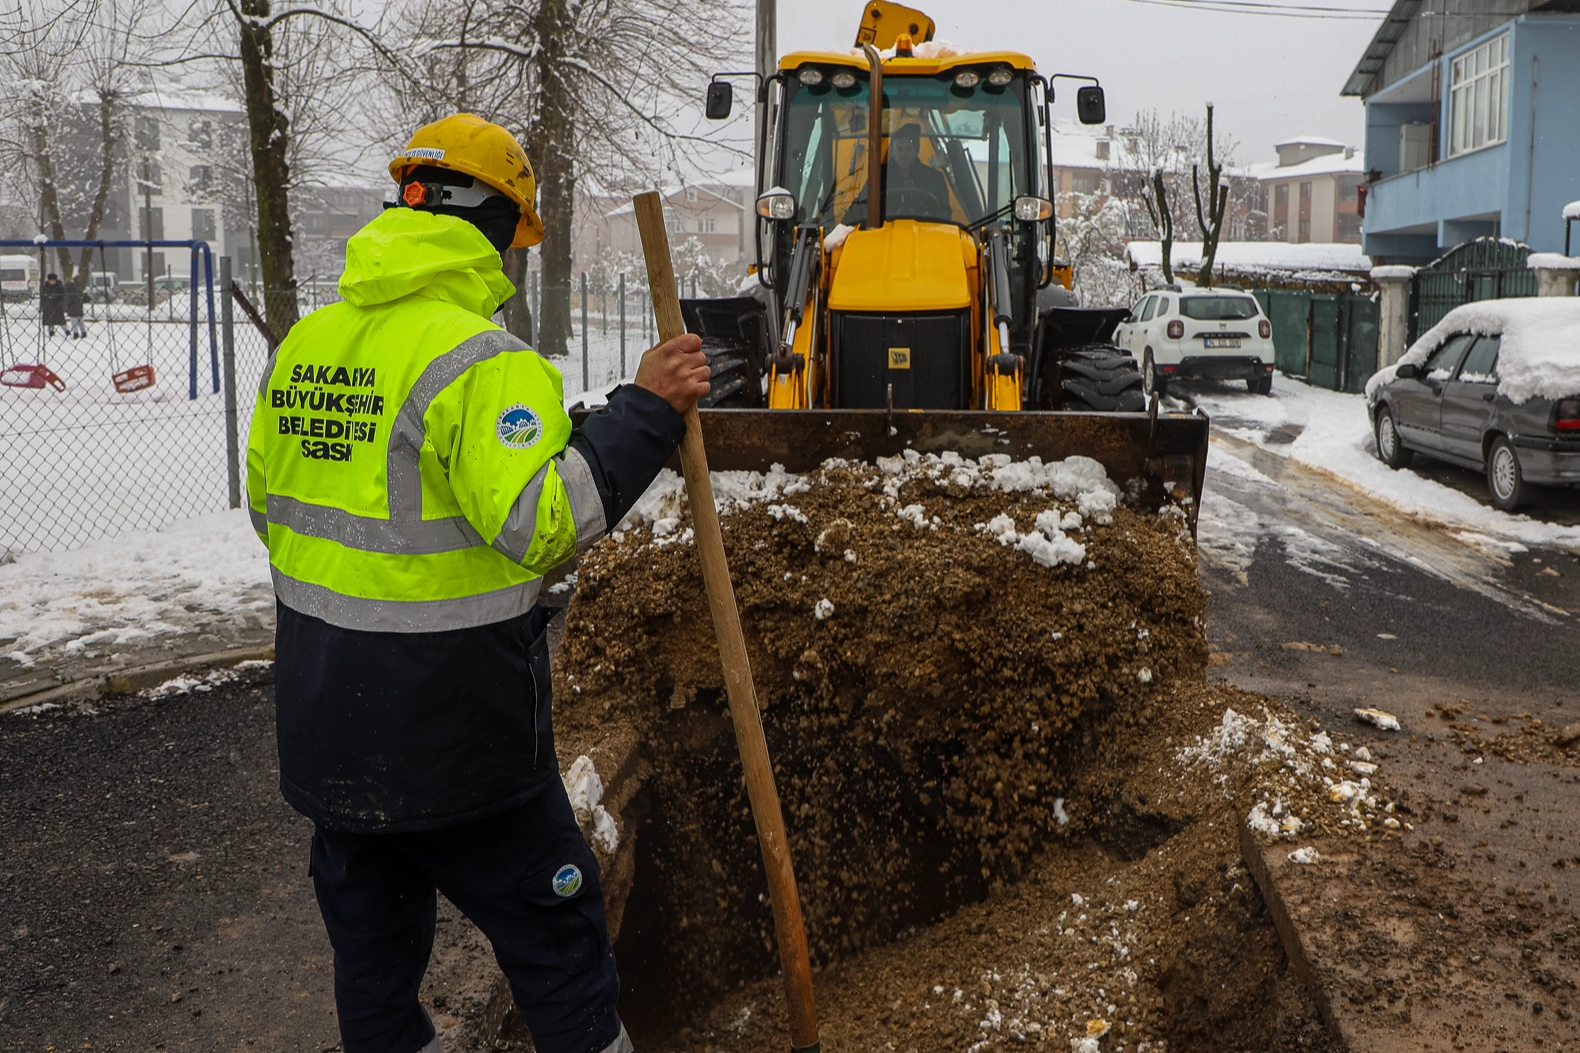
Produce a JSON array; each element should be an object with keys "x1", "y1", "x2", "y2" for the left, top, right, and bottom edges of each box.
[
  {"x1": 1, "y1": 363, "x2": 66, "y2": 391},
  {"x1": 112, "y1": 364, "x2": 156, "y2": 393}
]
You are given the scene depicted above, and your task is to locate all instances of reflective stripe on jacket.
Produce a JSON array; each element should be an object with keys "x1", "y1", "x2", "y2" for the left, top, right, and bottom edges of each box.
[{"x1": 245, "y1": 209, "x2": 603, "y2": 633}]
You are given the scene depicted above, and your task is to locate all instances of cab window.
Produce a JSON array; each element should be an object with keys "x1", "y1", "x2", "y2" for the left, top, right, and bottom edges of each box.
[
  {"x1": 1139, "y1": 296, "x2": 1158, "y2": 322},
  {"x1": 1424, "y1": 333, "x2": 1475, "y2": 381},
  {"x1": 1455, "y1": 334, "x2": 1500, "y2": 383}
]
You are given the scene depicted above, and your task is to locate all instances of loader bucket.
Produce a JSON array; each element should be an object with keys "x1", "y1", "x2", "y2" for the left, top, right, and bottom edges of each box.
[{"x1": 687, "y1": 407, "x2": 1210, "y2": 534}]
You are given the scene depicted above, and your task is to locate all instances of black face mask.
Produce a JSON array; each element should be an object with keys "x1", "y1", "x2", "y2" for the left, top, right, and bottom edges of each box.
[{"x1": 388, "y1": 165, "x2": 521, "y2": 255}]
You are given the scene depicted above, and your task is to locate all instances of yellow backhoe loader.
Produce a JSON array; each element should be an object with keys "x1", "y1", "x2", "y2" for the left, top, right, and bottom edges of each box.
[{"x1": 669, "y1": 2, "x2": 1208, "y2": 518}]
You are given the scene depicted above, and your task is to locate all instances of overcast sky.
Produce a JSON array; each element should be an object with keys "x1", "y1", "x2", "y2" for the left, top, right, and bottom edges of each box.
[{"x1": 774, "y1": 0, "x2": 1388, "y2": 165}]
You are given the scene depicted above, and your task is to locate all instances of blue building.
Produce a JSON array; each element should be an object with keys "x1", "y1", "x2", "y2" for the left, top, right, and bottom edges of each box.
[{"x1": 1343, "y1": 0, "x2": 1580, "y2": 263}]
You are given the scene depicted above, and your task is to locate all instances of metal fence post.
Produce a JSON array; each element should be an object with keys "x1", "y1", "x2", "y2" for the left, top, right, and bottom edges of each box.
[
  {"x1": 581, "y1": 271, "x2": 589, "y2": 391},
  {"x1": 221, "y1": 257, "x2": 241, "y2": 509},
  {"x1": 618, "y1": 272, "x2": 626, "y2": 378}
]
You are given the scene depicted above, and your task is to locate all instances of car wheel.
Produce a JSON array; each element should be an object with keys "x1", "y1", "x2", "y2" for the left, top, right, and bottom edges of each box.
[
  {"x1": 1142, "y1": 350, "x2": 1167, "y2": 397},
  {"x1": 1374, "y1": 407, "x2": 1413, "y2": 469},
  {"x1": 1486, "y1": 435, "x2": 1529, "y2": 512}
]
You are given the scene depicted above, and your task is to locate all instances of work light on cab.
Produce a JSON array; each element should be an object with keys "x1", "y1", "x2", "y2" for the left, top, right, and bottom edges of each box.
[
  {"x1": 831, "y1": 70, "x2": 858, "y2": 89},
  {"x1": 797, "y1": 66, "x2": 825, "y2": 86},
  {"x1": 1014, "y1": 196, "x2": 1053, "y2": 222},
  {"x1": 953, "y1": 70, "x2": 980, "y2": 89},
  {"x1": 757, "y1": 190, "x2": 797, "y2": 220},
  {"x1": 987, "y1": 66, "x2": 1014, "y2": 86}
]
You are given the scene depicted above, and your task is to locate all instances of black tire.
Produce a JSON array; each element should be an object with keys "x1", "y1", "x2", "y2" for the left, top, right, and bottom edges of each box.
[
  {"x1": 1142, "y1": 349, "x2": 1168, "y2": 397},
  {"x1": 1052, "y1": 350, "x2": 1143, "y2": 411},
  {"x1": 695, "y1": 338, "x2": 763, "y2": 409},
  {"x1": 1486, "y1": 435, "x2": 1530, "y2": 512},
  {"x1": 1374, "y1": 407, "x2": 1413, "y2": 469}
]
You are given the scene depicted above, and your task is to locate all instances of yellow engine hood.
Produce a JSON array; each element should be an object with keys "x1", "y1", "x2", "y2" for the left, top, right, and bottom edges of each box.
[{"x1": 827, "y1": 220, "x2": 973, "y2": 313}]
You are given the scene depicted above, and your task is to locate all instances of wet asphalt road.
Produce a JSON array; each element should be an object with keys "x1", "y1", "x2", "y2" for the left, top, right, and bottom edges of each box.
[{"x1": 0, "y1": 672, "x2": 341, "y2": 1052}]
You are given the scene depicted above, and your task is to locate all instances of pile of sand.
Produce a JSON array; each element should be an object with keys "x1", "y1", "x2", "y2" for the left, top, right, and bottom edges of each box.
[{"x1": 554, "y1": 452, "x2": 1206, "y2": 1015}]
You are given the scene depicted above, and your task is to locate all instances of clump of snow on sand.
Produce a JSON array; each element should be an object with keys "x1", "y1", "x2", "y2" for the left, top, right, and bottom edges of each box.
[
  {"x1": 562, "y1": 754, "x2": 619, "y2": 852},
  {"x1": 0, "y1": 509, "x2": 273, "y2": 665},
  {"x1": 616, "y1": 451, "x2": 1123, "y2": 572},
  {"x1": 142, "y1": 660, "x2": 273, "y2": 700},
  {"x1": 1177, "y1": 706, "x2": 1397, "y2": 840}
]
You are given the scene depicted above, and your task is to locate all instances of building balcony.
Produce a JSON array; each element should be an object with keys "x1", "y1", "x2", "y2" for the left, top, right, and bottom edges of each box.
[{"x1": 1362, "y1": 141, "x2": 1510, "y2": 262}]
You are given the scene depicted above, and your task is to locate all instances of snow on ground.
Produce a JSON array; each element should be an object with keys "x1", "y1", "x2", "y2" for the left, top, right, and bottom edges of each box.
[
  {"x1": 1190, "y1": 375, "x2": 1580, "y2": 551},
  {"x1": 0, "y1": 509, "x2": 272, "y2": 668}
]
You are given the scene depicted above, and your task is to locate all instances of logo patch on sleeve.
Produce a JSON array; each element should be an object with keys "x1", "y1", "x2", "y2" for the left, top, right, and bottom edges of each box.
[
  {"x1": 496, "y1": 404, "x2": 543, "y2": 449},
  {"x1": 552, "y1": 864, "x2": 583, "y2": 898}
]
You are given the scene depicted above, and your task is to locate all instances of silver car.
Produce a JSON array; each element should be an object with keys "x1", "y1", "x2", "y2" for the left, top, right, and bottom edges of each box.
[{"x1": 1367, "y1": 307, "x2": 1580, "y2": 511}]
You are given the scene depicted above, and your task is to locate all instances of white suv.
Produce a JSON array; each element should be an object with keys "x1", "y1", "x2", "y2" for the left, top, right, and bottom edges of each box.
[{"x1": 1113, "y1": 287, "x2": 1276, "y2": 396}]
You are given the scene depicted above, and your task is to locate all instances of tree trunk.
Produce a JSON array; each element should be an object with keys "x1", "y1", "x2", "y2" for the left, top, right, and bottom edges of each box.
[
  {"x1": 1151, "y1": 170, "x2": 1174, "y2": 286},
  {"x1": 77, "y1": 91, "x2": 120, "y2": 281},
  {"x1": 29, "y1": 111, "x2": 72, "y2": 280},
  {"x1": 526, "y1": 0, "x2": 574, "y2": 357},
  {"x1": 237, "y1": 0, "x2": 299, "y2": 336},
  {"x1": 501, "y1": 246, "x2": 532, "y2": 338},
  {"x1": 1194, "y1": 104, "x2": 1226, "y2": 290}
]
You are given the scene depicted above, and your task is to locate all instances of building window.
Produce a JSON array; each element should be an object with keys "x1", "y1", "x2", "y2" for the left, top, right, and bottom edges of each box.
[
  {"x1": 140, "y1": 205, "x2": 164, "y2": 241},
  {"x1": 1338, "y1": 177, "x2": 1359, "y2": 202},
  {"x1": 1336, "y1": 213, "x2": 1362, "y2": 242},
  {"x1": 699, "y1": 216, "x2": 716, "y2": 234},
  {"x1": 189, "y1": 164, "x2": 212, "y2": 193},
  {"x1": 134, "y1": 114, "x2": 160, "y2": 152},
  {"x1": 191, "y1": 208, "x2": 216, "y2": 242},
  {"x1": 138, "y1": 161, "x2": 162, "y2": 196},
  {"x1": 685, "y1": 187, "x2": 698, "y2": 203},
  {"x1": 1449, "y1": 32, "x2": 1509, "y2": 157},
  {"x1": 1071, "y1": 170, "x2": 1103, "y2": 196},
  {"x1": 188, "y1": 118, "x2": 213, "y2": 150}
]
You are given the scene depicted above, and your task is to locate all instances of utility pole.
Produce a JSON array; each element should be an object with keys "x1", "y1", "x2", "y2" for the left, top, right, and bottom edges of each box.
[{"x1": 143, "y1": 157, "x2": 155, "y2": 311}]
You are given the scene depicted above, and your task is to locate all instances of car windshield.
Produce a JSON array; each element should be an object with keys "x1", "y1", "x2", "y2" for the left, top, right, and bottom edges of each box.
[
  {"x1": 779, "y1": 71, "x2": 1030, "y2": 230},
  {"x1": 1180, "y1": 296, "x2": 1259, "y2": 320}
]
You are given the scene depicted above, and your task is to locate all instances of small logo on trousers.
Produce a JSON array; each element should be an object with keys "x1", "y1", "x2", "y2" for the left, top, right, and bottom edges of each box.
[{"x1": 552, "y1": 864, "x2": 583, "y2": 898}]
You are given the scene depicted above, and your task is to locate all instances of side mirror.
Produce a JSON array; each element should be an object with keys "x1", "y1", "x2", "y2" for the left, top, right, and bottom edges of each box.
[
  {"x1": 1076, "y1": 85, "x2": 1106, "y2": 126},
  {"x1": 1395, "y1": 362, "x2": 1420, "y2": 379},
  {"x1": 705, "y1": 81, "x2": 733, "y2": 120}
]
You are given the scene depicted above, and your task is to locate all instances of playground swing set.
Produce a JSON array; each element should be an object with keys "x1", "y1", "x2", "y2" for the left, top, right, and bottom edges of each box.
[{"x1": 0, "y1": 239, "x2": 219, "y2": 398}]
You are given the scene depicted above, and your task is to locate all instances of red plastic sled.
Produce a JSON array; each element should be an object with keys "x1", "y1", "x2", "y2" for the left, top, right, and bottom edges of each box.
[
  {"x1": 0, "y1": 363, "x2": 66, "y2": 391},
  {"x1": 112, "y1": 364, "x2": 156, "y2": 393}
]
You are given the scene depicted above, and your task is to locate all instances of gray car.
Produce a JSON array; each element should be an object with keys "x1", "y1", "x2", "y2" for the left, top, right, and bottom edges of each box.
[{"x1": 1367, "y1": 321, "x2": 1580, "y2": 511}]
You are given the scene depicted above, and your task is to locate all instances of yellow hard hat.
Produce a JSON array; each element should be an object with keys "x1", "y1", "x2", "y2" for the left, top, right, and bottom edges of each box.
[{"x1": 389, "y1": 113, "x2": 545, "y2": 249}]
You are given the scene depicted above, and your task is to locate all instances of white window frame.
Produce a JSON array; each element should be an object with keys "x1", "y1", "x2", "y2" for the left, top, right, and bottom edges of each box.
[{"x1": 1448, "y1": 32, "x2": 1510, "y2": 157}]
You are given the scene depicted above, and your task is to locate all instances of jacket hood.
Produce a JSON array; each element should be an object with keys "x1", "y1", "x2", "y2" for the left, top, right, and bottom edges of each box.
[{"x1": 338, "y1": 208, "x2": 516, "y2": 316}]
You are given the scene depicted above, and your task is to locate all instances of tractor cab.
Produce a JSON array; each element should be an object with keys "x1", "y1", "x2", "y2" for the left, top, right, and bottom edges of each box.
[{"x1": 701, "y1": 8, "x2": 1105, "y2": 412}]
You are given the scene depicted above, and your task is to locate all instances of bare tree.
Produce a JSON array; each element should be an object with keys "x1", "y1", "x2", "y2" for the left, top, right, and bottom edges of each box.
[
  {"x1": 1191, "y1": 103, "x2": 1230, "y2": 289},
  {"x1": 389, "y1": 0, "x2": 749, "y2": 354},
  {"x1": 0, "y1": 2, "x2": 91, "y2": 277},
  {"x1": 72, "y1": 0, "x2": 153, "y2": 281}
]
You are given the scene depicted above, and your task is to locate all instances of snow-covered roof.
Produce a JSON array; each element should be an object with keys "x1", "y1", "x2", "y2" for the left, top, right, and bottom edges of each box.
[
  {"x1": 604, "y1": 175, "x2": 752, "y2": 218},
  {"x1": 1376, "y1": 298, "x2": 1580, "y2": 405},
  {"x1": 1248, "y1": 152, "x2": 1364, "y2": 180},
  {"x1": 1126, "y1": 241, "x2": 1371, "y2": 274},
  {"x1": 1274, "y1": 135, "x2": 1348, "y2": 149}
]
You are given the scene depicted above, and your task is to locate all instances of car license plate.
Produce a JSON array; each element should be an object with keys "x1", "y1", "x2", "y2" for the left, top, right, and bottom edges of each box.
[{"x1": 1204, "y1": 337, "x2": 1242, "y2": 349}]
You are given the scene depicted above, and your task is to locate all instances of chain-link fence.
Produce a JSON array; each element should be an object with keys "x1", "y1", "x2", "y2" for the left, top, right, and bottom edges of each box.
[
  {"x1": 1, "y1": 246, "x2": 680, "y2": 556},
  {"x1": 0, "y1": 242, "x2": 271, "y2": 557}
]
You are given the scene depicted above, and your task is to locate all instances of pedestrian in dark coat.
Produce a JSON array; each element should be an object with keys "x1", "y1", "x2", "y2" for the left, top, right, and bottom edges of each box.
[
  {"x1": 40, "y1": 273, "x2": 66, "y2": 336},
  {"x1": 65, "y1": 279, "x2": 87, "y2": 339}
]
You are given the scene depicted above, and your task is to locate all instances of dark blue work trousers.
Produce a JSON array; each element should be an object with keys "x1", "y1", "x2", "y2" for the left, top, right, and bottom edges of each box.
[{"x1": 309, "y1": 782, "x2": 625, "y2": 1053}]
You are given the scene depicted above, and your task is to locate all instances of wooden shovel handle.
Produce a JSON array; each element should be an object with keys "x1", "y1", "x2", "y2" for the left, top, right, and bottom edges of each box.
[{"x1": 633, "y1": 192, "x2": 821, "y2": 1052}]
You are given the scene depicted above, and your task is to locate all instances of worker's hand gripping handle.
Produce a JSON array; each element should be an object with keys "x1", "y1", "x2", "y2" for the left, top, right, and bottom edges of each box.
[{"x1": 633, "y1": 192, "x2": 823, "y2": 1053}]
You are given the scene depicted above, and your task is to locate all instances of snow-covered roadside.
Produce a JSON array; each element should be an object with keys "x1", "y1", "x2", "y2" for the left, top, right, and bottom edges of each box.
[
  {"x1": 1188, "y1": 376, "x2": 1580, "y2": 551},
  {"x1": 0, "y1": 509, "x2": 272, "y2": 669}
]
